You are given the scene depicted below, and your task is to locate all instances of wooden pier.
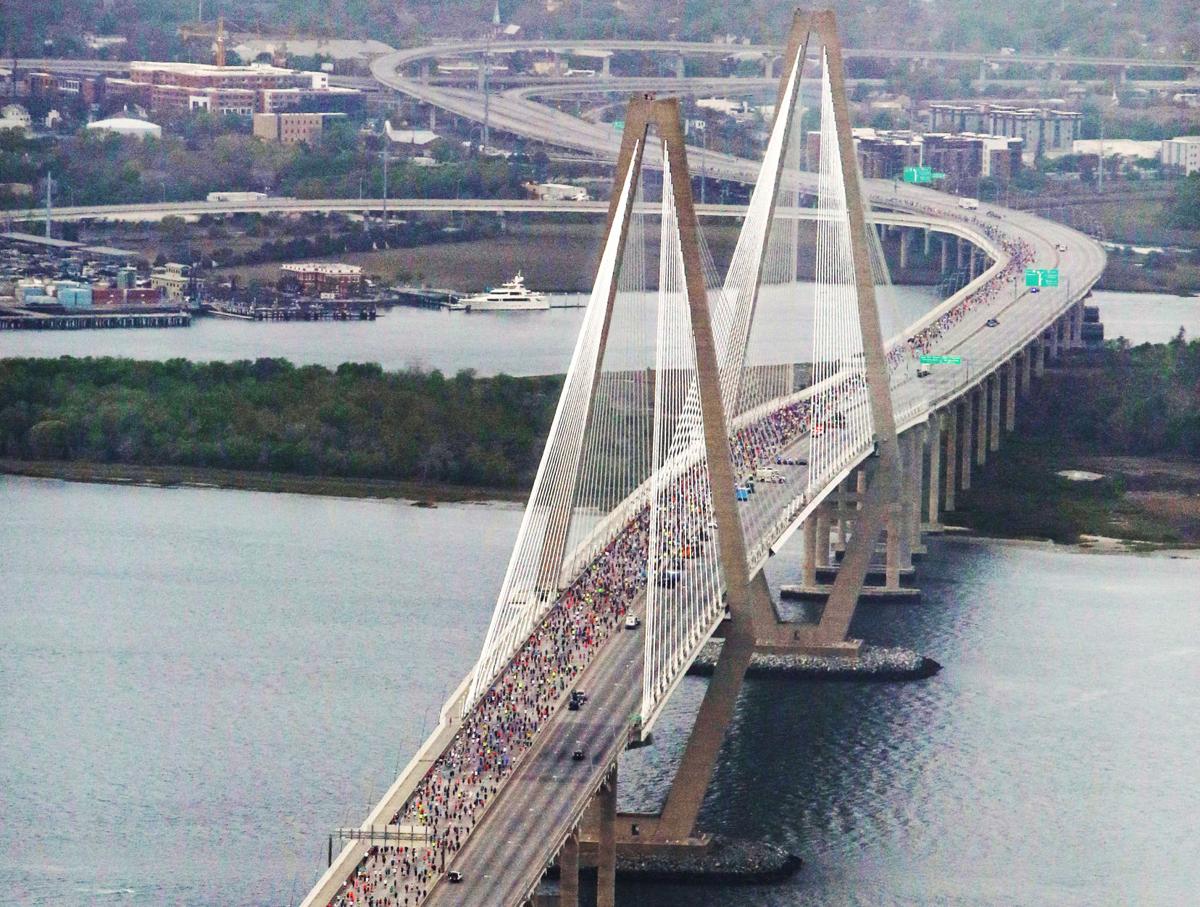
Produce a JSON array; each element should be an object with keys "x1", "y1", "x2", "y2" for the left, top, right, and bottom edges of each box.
[
  {"x1": 0, "y1": 310, "x2": 192, "y2": 330},
  {"x1": 203, "y1": 301, "x2": 378, "y2": 321}
]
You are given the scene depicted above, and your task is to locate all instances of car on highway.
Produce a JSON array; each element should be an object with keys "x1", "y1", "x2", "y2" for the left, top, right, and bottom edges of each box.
[
  {"x1": 917, "y1": 368, "x2": 931, "y2": 378},
  {"x1": 447, "y1": 871, "x2": 464, "y2": 884},
  {"x1": 985, "y1": 318, "x2": 1000, "y2": 327},
  {"x1": 625, "y1": 613, "x2": 641, "y2": 630},
  {"x1": 572, "y1": 746, "x2": 586, "y2": 761},
  {"x1": 1056, "y1": 243, "x2": 1068, "y2": 252},
  {"x1": 1029, "y1": 287, "x2": 1040, "y2": 294}
]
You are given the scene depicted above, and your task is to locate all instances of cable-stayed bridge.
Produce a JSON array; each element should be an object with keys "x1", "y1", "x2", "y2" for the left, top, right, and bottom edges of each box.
[{"x1": 303, "y1": 10, "x2": 1105, "y2": 907}]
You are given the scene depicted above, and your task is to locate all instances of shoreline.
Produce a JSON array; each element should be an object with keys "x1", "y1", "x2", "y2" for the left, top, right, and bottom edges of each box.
[
  {"x1": 0, "y1": 459, "x2": 523, "y2": 505},
  {"x1": 938, "y1": 526, "x2": 1200, "y2": 557}
]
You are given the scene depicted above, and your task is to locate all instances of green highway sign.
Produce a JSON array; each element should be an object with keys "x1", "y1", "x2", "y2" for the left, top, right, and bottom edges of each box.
[
  {"x1": 1025, "y1": 268, "x2": 1060, "y2": 287},
  {"x1": 919, "y1": 355, "x2": 963, "y2": 365},
  {"x1": 901, "y1": 166, "x2": 947, "y2": 184}
]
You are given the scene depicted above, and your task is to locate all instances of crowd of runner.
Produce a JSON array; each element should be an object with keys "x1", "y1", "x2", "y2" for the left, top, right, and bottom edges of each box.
[
  {"x1": 328, "y1": 510, "x2": 651, "y2": 906},
  {"x1": 325, "y1": 199, "x2": 1038, "y2": 907}
]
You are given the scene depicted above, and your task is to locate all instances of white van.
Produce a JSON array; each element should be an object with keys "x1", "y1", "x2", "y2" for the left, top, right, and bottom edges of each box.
[{"x1": 957, "y1": 197, "x2": 979, "y2": 210}]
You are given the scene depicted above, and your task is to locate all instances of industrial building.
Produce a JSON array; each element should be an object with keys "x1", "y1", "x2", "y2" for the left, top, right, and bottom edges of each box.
[
  {"x1": 104, "y1": 61, "x2": 362, "y2": 117},
  {"x1": 1161, "y1": 136, "x2": 1200, "y2": 175},
  {"x1": 253, "y1": 111, "x2": 346, "y2": 145},
  {"x1": 928, "y1": 102, "x2": 1082, "y2": 156},
  {"x1": 807, "y1": 128, "x2": 1024, "y2": 184},
  {"x1": 279, "y1": 262, "x2": 364, "y2": 297}
]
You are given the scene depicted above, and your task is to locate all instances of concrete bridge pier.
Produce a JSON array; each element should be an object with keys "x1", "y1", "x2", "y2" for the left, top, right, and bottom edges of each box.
[
  {"x1": 418, "y1": 60, "x2": 431, "y2": 82},
  {"x1": 833, "y1": 477, "x2": 850, "y2": 553},
  {"x1": 944, "y1": 403, "x2": 958, "y2": 510},
  {"x1": 815, "y1": 506, "x2": 832, "y2": 568},
  {"x1": 674, "y1": 54, "x2": 686, "y2": 79},
  {"x1": 601, "y1": 55, "x2": 611, "y2": 78},
  {"x1": 926, "y1": 413, "x2": 943, "y2": 530},
  {"x1": 1047, "y1": 321, "x2": 1059, "y2": 361},
  {"x1": 884, "y1": 502, "x2": 903, "y2": 589},
  {"x1": 597, "y1": 766, "x2": 617, "y2": 907},
  {"x1": 899, "y1": 228, "x2": 910, "y2": 269},
  {"x1": 1005, "y1": 360, "x2": 1017, "y2": 431},
  {"x1": 802, "y1": 514, "x2": 819, "y2": 586},
  {"x1": 968, "y1": 247, "x2": 978, "y2": 281},
  {"x1": 907, "y1": 428, "x2": 926, "y2": 554},
  {"x1": 924, "y1": 228, "x2": 932, "y2": 256},
  {"x1": 974, "y1": 384, "x2": 988, "y2": 467},
  {"x1": 1021, "y1": 346, "x2": 1033, "y2": 394},
  {"x1": 1035, "y1": 338, "x2": 1046, "y2": 378},
  {"x1": 1073, "y1": 301, "x2": 1085, "y2": 346},
  {"x1": 961, "y1": 392, "x2": 974, "y2": 490},
  {"x1": 988, "y1": 373, "x2": 1001, "y2": 453},
  {"x1": 559, "y1": 829, "x2": 580, "y2": 907},
  {"x1": 956, "y1": 237, "x2": 966, "y2": 270},
  {"x1": 940, "y1": 235, "x2": 950, "y2": 272}
]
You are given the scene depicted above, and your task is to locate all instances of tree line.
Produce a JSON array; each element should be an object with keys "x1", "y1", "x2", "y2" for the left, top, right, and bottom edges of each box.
[{"x1": 0, "y1": 357, "x2": 560, "y2": 488}]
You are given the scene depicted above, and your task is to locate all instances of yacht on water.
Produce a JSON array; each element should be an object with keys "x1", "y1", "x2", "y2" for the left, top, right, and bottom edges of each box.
[{"x1": 460, "y1": 272, "x2": 549, "y2": 311}]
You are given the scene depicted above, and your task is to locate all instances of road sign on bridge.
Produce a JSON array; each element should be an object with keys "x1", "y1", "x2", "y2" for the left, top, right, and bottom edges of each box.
[
  {"x1": 902, "y1": 166, "x2": 945, "y2": 184},
  {"x1": 1025, "y1": 268, "x2": 1059, "y2": 287},
  {"x1": 919, "y1": 354, "x2": 963, "y2": 365}
]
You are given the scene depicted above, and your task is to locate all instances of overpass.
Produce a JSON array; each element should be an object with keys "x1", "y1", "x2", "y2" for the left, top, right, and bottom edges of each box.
[{"x1": 297, "y1": 11, "x2": 1104, "y2": 907}]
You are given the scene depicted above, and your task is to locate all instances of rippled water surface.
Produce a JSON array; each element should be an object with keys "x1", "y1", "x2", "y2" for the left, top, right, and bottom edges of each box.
[
  {"x1": 0, "y1": 284, "x2": 937, "y2": 376},
  {"x1": 2, "y1": 476, "x2": 1198, "y2": 905}
]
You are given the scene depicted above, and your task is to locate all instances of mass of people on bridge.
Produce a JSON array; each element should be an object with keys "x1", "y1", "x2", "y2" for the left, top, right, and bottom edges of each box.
[
  {"x1": 323, "y1": 196, "x2": 1045, "y2": 907},
  {"x1": 327, "y1": 509, "x2": 652, "y2": 907}
]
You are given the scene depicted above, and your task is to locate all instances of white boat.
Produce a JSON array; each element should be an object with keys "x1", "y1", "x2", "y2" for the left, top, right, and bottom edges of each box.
[{"x1": 461, "y1": 273, "x2": 549, "y2": 311}]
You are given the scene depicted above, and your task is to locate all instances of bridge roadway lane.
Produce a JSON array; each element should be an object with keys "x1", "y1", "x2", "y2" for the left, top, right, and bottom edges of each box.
[{"x1": 424, "y1": 598, "x2": 646, "y2": 906}]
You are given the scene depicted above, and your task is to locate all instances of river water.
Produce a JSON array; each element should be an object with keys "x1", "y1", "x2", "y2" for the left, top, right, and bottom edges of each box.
[
  {"x1": 1089, "y1": 289, "x2": 1200, "y2": 345},
  {"x1": 2, "y1": 476, "x2": 1197, "y2": 906},
  {"x1": 0, "y1": 285, "x2": 938, "y2": 377}
]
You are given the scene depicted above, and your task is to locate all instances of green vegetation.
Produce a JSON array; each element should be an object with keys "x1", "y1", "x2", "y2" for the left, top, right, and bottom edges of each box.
[
  {"x1": 956, "y1": 337, "x2": 1200, "y2": 544},
  {"x1": 1164, "y1": 174, "x2": 1200, "y2": 231},
  {"x1": 0, "y1": 358, "x2": 560, "y2": 488},
  {"x1": 0, "y1": 126, "x2": 543, "y2": 210}
]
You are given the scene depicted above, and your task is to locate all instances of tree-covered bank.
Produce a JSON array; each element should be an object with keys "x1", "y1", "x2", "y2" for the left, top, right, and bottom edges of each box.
[
  {"x1": 955, "y1": 337, "x2": 1200, "y2": 545},
  {"x1": 0, "y1": 358, "x2": 560, "y2": 489}
]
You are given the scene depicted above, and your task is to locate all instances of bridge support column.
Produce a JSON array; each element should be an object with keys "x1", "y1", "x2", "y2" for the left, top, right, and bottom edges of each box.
[
  {"x1": 419, "y1": 60, "x2": 431, "y2": 82},
  {"x1": 956, "y1": 236, "x2": 965, "y2": 270},
  {"x1": 560, "y1": 830, "x2": 580, "y2": 907},
  {"x1": 927, "y1": 413, "x2": 943, "y2": 528},
  {"x1": 896, "y1": 437, "x2": 913, "y2": 572},
  {"x1": 602, "y1": 55, "x2": 611, "y2": 78},
  {"x1": 908, "y1": 429, "x2": 925, "y2": 554},
  {"x1": 924, "y1": 227, "x2": 932, "y2": 256},
  {"x1": 834, "y1": 478, "x2": 849, "y2": 553},
  {"x1": 940, "y1": 235, "x2": 949, "y2": 272},
  {"x1": 802, "y1": 515, "x2": 818, "y2": 587},
  {"x1": 944, "y1": 403, "x2": 958, "y2": 510},
  {"x1": 961, "y1": 392, "x2": 973, "y2": 491},
  {"x1": 1022, "y1": 346, "x2": 1033, "y2": 392},
  {"x1": 885, "y1": 502, "x2": 902, "y2": 590},
  {"x1": 1073, "y1": 301, "x2": 1085, "y2": 347},
  {"x1": 989, "y1": 373, "x2": 1001, "y2": 453},
  {"x1": 815, "y1": 506, "x2": 832, "y2": 568},
  {"x1": 1005, "y1": 360, "x2": 1017, "y2": 431},
  {"x1": 597, "y1": 767, "x2": 617, "y2": 907},
  {"x1": 975, "y1": 385, "x2": 987, "y2": 466},
  {"x1": 968, "y1": 247, "x2": 978, "y2": 281},
  {"x1": 1047, "y1": 321, "x2": 1059, "y2": 361},
  {"x1": 674, "y1": 54, "x2": 686, "y2": 79},
  {"x1": 1036, "y1": 338, "x2": 1046, "y2": 377},
  {"x1": 899, "y1": 228, "x2": 909, "y2": 269}
]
